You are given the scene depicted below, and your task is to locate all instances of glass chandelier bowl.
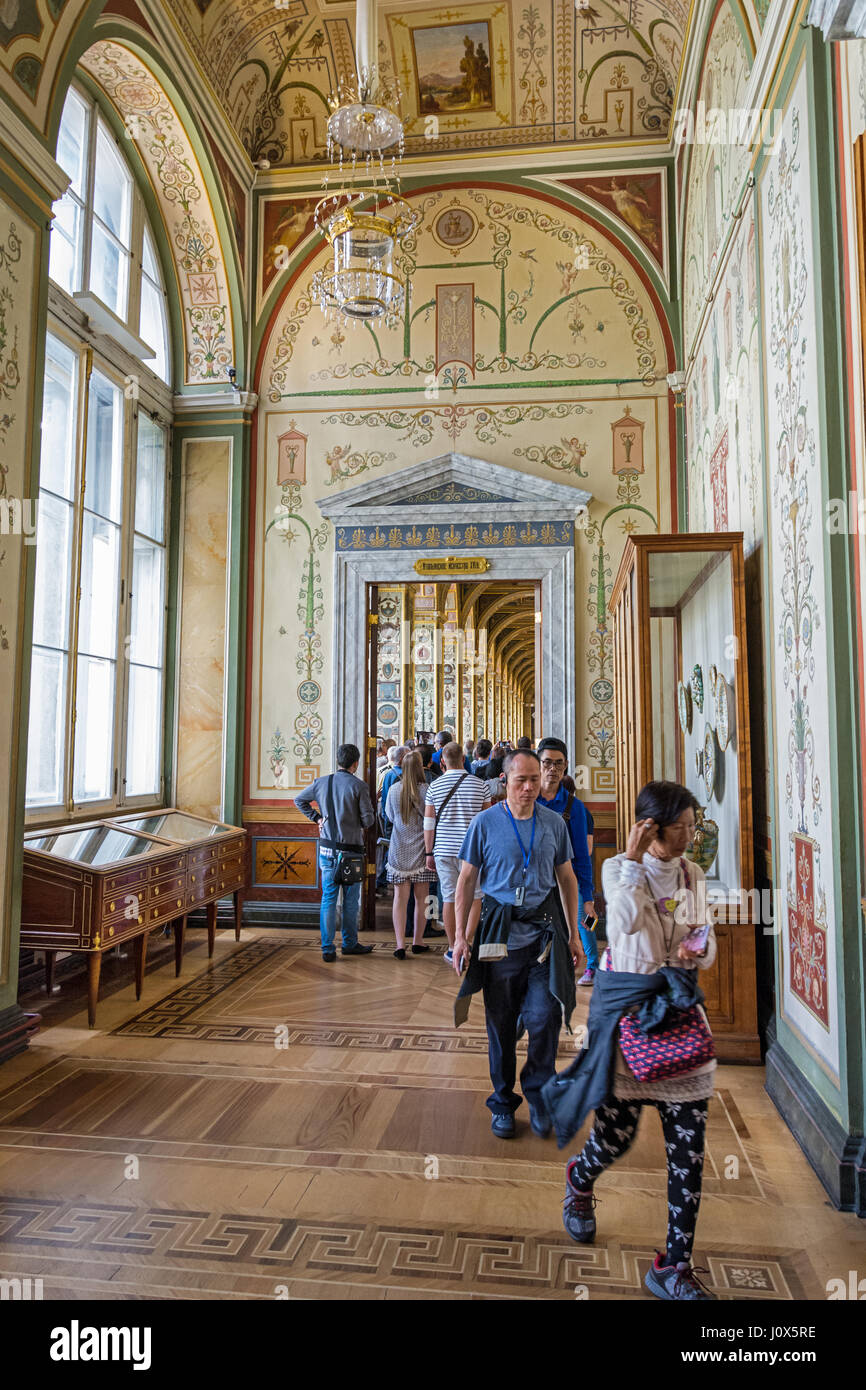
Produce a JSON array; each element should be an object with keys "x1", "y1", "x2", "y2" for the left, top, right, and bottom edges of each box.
[{"x1": 312, "y1": 191, "x2": 419, "y2": 324}]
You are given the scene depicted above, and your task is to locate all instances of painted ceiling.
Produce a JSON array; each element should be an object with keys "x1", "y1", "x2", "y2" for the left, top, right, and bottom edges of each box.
[{"x1": 167, "y1": 0, "x2": 693, "y2": 166}]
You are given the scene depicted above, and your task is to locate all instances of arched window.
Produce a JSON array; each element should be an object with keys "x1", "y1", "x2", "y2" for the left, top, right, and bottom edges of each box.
[{"x1": 26, "y1": 85, "x2": 173, "y2": 818}]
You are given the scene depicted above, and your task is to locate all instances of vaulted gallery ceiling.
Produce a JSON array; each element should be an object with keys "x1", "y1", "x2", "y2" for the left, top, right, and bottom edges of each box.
[{"x1": 166, "y1": 0, "x2": 691, "y2": 167}]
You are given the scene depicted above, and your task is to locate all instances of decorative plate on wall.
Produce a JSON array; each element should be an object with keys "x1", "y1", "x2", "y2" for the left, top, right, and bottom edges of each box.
[
  {"x1": 708, "y1": 664, "x2": 718, "y2": 695},
  {"x1": 691, "y1": 664, "x2": 704, "y2": 712},
  {"x1": 703, "y1": 724, "x2": 716, "y2": 802},
  {"x1": 715, "y1": 675, "x2": 733, "y2": 750},
  {"x1": 695, "y1": 748, "x2": 704, "y2": 778},
  {"x1": 678, "y1": 679, "x2": 692, "y2": 733}
]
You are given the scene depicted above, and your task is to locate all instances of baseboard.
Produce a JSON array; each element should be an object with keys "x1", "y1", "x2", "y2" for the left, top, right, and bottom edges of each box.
[
  {"x1": 187, "y1": 901, "x2": 321, "y2": 929},
  {"x1": 0, "y1": 1004, "x2": 39, "y2": 1066},
  {"x1": 765, "y1": 1040, "x2": 865, "y2": 1216}
]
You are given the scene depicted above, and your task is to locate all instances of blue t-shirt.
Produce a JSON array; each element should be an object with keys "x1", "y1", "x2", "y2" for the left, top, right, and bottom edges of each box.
[
  {"x1": 459, "y1": 801, "x2": 572, "y2": 912},
  {"x1": 536, "y1": 786, "x2": 594, "y2": 904}
]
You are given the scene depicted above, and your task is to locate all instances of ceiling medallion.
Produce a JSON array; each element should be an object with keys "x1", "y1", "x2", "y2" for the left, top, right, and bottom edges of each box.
[{"x1": 312, "y1": 0, "x2": 418, "y2": 328}]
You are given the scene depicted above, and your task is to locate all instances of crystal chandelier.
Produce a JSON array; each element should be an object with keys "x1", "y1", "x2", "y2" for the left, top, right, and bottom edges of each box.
[{"x1": 312, "y1": 0, "x2": 418, "y2": 326}]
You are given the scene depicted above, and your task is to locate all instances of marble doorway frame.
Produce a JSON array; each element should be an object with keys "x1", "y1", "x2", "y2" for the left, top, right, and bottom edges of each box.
[{"x1": 328, "y1": 546, "x2": 575, "y2": 762}]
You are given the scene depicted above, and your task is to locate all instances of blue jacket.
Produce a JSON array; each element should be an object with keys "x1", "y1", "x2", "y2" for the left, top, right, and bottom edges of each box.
[{"x1": 537, "y1": 786, "x2": 594, "y2": 904}]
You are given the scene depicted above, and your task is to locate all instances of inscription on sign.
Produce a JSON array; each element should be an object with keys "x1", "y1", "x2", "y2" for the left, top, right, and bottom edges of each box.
[{"x1": 413, "y1": 556, "x2": 491, "y2": 576}]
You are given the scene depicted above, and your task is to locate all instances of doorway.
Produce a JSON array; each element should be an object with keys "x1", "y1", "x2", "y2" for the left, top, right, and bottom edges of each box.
[{"x1": 371, "y1": 580, "x2": 540, "y2": 746}]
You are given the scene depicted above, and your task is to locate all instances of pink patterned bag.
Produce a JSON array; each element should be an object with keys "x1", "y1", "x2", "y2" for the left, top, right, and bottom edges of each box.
[{"x1": 614, "y1": 856, "x2": 715, "y2": 1081}]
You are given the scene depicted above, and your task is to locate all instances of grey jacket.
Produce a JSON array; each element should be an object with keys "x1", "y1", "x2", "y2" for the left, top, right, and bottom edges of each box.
[{"x1": 295, "y1": 770, "x2": 376, "y2": 854}]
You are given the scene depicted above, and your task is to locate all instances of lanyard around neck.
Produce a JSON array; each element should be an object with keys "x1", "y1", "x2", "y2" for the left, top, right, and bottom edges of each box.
[{"x1": 503, "y1": 802, "x2": 537, "y2": 879}]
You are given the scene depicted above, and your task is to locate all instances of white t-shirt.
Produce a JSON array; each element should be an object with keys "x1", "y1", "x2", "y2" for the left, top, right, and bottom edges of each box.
[{"x1": 425, "y1": 771, "x2": 490, "y2": 856}]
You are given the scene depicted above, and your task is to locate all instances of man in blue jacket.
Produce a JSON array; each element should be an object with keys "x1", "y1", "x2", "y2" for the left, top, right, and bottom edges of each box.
[{"x1": 536, "y1": 737, "x2": 597, "y2": 985}]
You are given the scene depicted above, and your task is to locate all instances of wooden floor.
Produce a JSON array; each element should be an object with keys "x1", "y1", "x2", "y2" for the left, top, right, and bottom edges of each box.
[{"x1": 2, "y1": 912, "x2": 864, "y2": 1301}]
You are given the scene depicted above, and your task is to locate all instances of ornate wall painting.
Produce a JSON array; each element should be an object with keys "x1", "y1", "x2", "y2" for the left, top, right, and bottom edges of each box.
[
  {"x1": 206, "y1": 134, "x2": 248, "y2": 280},
  {"x1": 761, "y1": 64, "x2": 838, "y2": 1071},
  {"x1": 710, "y1": 427, "x2": 729, "y2": 531},
  {"x1": 431, "y1": 205, "x2": 478, "y2": 254},
  {"x1": 259, "y1": 197, "x2": 318, "y2": 301},
  {"x1": 277, "y1": 425, "x2": 307, "y2": 486},
  {"x1": 252, "y1": 183, "x2": 672, "y2": 805},
  {"x1": 412, "y1": 21, "x2": 494, "y2": 114},
  {"x1": 561, "y1": 172, "x2": 664, "y2": 270},
  {"x1": 388, "y1": 6, "x2": 513, "y2": 142},
  {"x1": 436, "y1": 283, "x2": 475, "y2": 378},
  {"x1": 0, "y1": 0, "x2": 89, "y2": 129},
  {"x1": 611, "y1": 407, "x2": 644, "y2": 475}
]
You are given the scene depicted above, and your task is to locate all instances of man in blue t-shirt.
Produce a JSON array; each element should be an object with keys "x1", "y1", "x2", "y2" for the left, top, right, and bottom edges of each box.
[
  {"x1": 536, "y1": 737, "x2": 598, "y2": 986},
  {"x1": 452, "y1": 750, "x2": 582, "y2": 1140}
]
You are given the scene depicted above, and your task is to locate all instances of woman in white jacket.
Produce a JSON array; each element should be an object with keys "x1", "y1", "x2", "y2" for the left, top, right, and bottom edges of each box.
[{"x1": 562, "y1": 781, "x2": 718, "y2": 1302}]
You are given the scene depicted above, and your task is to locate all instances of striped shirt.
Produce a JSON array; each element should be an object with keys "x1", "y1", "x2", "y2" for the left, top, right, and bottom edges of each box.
[{"x1": 424, "y1": 771, "x2": 490, "y2": 855}]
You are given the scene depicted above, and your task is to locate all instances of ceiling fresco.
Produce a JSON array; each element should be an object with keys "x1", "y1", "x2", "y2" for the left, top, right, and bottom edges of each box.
[{"x1": 167, "y1": 0, "x2": 692, "y2": 166}]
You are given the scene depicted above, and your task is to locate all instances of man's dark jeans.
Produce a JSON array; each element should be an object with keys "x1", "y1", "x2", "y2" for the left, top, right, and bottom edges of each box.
[{"x1": 482, "y1": 939, "x2": 561, "y2": 1116}]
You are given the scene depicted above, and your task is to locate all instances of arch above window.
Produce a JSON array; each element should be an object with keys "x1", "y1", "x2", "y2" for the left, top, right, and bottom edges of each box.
[
  {"x1": 77, "y1": 39, "x2": 236, "y2": 388},
  {"x1": 51, "y1": 83, "x2": 171, "y2": 387}
]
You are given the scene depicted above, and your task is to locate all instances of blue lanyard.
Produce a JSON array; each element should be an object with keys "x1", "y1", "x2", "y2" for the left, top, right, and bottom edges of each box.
[{"x1": 503, "y1": 802, "x2": 536, "y2": 881}]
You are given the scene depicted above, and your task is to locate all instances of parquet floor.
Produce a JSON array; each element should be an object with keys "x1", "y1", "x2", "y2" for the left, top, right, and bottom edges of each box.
[{"x1": 2, "y1": 914, "x2": 864, "y2": 1300}]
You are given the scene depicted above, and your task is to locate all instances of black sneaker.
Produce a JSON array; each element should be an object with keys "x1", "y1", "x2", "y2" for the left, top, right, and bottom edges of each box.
[
  {"x1": 491, "y1": 1112, "x2": 516, "y2": 1139},
  {"x1": 562, "y1": 1160, "x2": 597, "y2": 1243},
  {"x1": 341, "y1": 943, "x2": 373, "y2": 955},
  {"x1": 528, "y1": 1105, "x2": 552, "y2": 1138},
  {"x1": 644, "y1": 1254, "x2": 717, "y2": 1301},
  {"x1": 322, "y1": 952, "x2": 337, "y2": 962}
]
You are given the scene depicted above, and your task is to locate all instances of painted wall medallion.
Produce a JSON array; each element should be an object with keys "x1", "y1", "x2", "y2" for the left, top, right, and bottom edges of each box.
[
  {"x1": 677, "y1": 679, "x2": 692, "y2": 734},
  {"x1": 703, "y1": 724, "x2": 716, "y2": 802},
  {"x1": 432, "y1": 206, "x2": 478, "y2": 251},
  {"x1": 378, "y1": 704, "x2": 398, "y2": 726},
  {"x1": 298, "y1": 680, "x2": 321, "y2": 704},
  {"x1": 715, "y1": 674, "x2": 733, "y2": 750},
  {"x1": 691, "y1": 664, "x2": 704, "y2": 712}
]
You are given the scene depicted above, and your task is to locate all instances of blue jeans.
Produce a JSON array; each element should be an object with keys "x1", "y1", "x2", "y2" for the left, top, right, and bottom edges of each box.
[
  {"x1": 482, "y1": 941, "x2": 562, "y2": 1115},
  {"x1": 319, "y1": 849, "x2": 361, "y2": 953},
  {"x1": 578, "y1": 896, "x2": 599, "y2": 971}
]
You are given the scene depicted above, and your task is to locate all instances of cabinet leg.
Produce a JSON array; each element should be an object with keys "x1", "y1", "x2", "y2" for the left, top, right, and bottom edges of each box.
[
  {"x1": 44, "y1": 950, "x2": 56, "y2": 995},
  {"x1": 134, "y1": 931, "x2": 148, "y2": 1000},
  {"x1": 206, "y1": 901, "x2": 217, "y2": 957},
  {"x1": 233, "y1": 890, "x2": 242, "y2": 942},
  {"x1": 173, "y1": 915, "x2": 187, "y2": 977},
  {"x1": 87, "y1": 953, "x2": 102, "y2": 1029}
]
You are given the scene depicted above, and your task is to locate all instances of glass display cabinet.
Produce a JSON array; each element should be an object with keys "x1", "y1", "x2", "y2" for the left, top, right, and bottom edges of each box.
[
  {"x1": 609, "y1": 534, "x2": 759, "y2": 1060},
  {"x1": 21, "y1": 810, "x2": 248, "y2": 1027}
]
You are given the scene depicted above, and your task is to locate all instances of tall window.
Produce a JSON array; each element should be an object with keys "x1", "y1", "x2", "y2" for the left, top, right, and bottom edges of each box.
[
  {"x1": 27, "y1": 86, "x2": 172, "y2": 816},
  {"x1": 49, "y1": 84, "x2": 170, "y2": 384}
]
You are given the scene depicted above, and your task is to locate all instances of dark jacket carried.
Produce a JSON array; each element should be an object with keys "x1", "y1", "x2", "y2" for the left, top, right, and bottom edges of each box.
[
  {"x1": 541, "y1": 966, "x2": 705, "y2": 1148},
  {"x1": 454, "y1": 887, "x2": 576, "y2": 1030}
]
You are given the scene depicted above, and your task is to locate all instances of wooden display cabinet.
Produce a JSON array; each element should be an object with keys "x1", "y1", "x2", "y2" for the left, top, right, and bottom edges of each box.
[
  {"x1": 609, "y1": 533, "x2": 759, "y2": 1061},
  {"x1": 21, "y1": 810, "x2": 249, "y2": 1028}
]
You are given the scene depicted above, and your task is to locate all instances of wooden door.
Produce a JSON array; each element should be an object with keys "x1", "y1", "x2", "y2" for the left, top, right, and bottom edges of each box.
[{"x1": 362, "y1": 584, "x2": 379, "y2": 930}]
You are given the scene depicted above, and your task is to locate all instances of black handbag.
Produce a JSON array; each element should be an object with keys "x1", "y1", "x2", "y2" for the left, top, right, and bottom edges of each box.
[{"x1": 321, "y1": 775, "x2": 365, "y2": 885}]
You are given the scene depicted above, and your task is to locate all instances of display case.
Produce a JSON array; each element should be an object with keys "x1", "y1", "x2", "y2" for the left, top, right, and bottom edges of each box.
[
  {"x1": 21, "y1": 810, "x2": 249, "y2": 1027},
  {"x1": 609, "y1": 534, "x2": 759, "y2": 1060}
]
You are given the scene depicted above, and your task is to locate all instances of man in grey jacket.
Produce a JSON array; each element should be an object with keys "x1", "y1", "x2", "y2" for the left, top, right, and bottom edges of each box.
[{"x1": 295, "y1": 743, "x2": 377, "y2": 961}]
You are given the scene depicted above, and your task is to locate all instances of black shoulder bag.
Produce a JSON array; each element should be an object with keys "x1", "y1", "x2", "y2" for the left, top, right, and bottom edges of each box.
[{"x1": 321, "y1": 775, "x2": 366, "y2": 886}]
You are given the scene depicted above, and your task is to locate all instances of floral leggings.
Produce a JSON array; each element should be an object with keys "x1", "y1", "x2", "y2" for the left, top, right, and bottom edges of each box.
[{"x1": 568, "y1": 1097, "x2": 709, "y2": 1265}]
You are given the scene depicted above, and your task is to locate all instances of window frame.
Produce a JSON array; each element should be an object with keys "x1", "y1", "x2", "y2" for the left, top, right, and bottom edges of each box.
[{"x1": 26, "y1": 80, "x2": 176, "y2": 828}]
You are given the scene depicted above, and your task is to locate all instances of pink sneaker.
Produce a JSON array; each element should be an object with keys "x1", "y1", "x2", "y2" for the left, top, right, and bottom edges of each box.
[{"x1": 577, "y1": 967, "x2": 596, "y2": 987}]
